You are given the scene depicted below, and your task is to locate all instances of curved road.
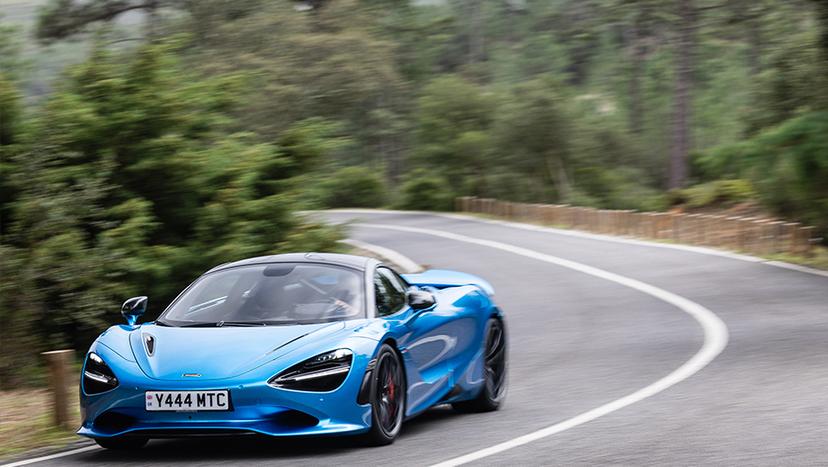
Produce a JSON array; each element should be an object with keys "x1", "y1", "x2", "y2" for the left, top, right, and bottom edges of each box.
[{"x1": 11, "y1": 210, "x2": 828, "y2": 466}]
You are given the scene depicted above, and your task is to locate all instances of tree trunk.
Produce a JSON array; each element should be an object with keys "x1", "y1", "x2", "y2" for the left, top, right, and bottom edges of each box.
[
  {"x1": 467, "y1": 0, "x2": 485, "y2": 64},
  {"x1": 746, "y1": 14, "x2": 762, "y2": 76},
  {"x1": 817, "y1": 0, "x2": 828, "y2": 64},
  {"x1": 545, "y1": 155, "x2": 570, "y2": 202},
  {"x1": 626, "y1": 12, "x2": 647, "y2": 135},
  {"x1": 815, "y1": 0, "x2": 828, "y2": 106},
  {"x1": 669, "y1": 0, "x2": 697, "y2": 189}
]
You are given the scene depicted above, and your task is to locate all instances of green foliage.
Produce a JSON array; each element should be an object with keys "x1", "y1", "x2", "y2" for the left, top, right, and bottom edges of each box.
[
  {"x1": 0, "y1": 19, "x2": 23, "y2": 146},
  {"x1": 694, "y1": 112, "x2": 828, "y2": 233},
  {"x1": 492, "y1": 77, "x2": 571, "y2": 201},
  {"x1": 415, "y1": 75, "x2": 495, "y2": 182},
  {"x1": 4, "y1": 0, "x2": 828, "y2": 387},
  {"x1": 0, "y1": 74, "x2": 23, "y2": 231},
  {"x1": 747, "y1": 26, "x2": 825, "y2": 132},
  {"x1": 35, "y1": 0, "x2": 176, "y2": 43},
  {"x1": 319, "y1": 166, "x2": 387, "y2": 208},
  {"x1": 676, "y1": 179, "x2": 758, "y2": 209},
  {"x1": 0, "y1": 243, "x2": 37, "y2": 387},
  {"x1": 0, "y1": 42, "x2": 343, "y2": 388},
  {"x1": 573, "y1": 167, "x2": 669, "y2": 211},
  {"x1": 396, "y1": 169, "x2": 454, "y2": 211},
  {"x1": 0, "y1": 20, "x2": 24, "y2": 82}
]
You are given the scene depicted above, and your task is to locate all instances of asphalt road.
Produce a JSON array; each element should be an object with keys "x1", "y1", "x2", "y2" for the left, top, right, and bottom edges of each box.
[{"x1": 13, "y1": 210, "x2": 828, "y2": 466}]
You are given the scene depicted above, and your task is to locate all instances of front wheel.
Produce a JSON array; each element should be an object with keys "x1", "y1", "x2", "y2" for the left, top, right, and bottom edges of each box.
[
  {"x1": 453, "y1": 318, "x2": 507, "y2": 413},
  {"x1": 363, "y1": 344, "x2": 406, "y2": 446},
  {"x1": 95, "y1": 436, "x2": 148, "y2": 450}
]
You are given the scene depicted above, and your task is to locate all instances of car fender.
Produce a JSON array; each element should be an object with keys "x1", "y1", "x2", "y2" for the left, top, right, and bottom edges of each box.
[{"x1": 402, "y1": 269, "x2": 495, "y2": 296}]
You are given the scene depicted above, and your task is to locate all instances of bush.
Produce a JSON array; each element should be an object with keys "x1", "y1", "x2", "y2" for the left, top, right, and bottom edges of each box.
[
  {"x1": 320, "y1": 166, "x2": 387, "y2": 208},
  {"x1": 571, "y1": 167, "x2": 668, "y2": 212},
  {"x1": 679, "y1": 179, "x2": 758, "y2": 209},
  {"x1": 396, "y1": 169, "x2": 454, "y2": 211},
  {"x1": 693, "y1": 111, "x2": 828, "y2": 235}
]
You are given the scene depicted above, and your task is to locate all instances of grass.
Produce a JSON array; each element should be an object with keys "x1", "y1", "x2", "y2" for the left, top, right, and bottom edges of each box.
[
  {"x1": 765, "y1": 245, "x2": 828, "y2": 271},
  {"x1": 0, "y1": 382, "x2": 86, "y2": 459}
]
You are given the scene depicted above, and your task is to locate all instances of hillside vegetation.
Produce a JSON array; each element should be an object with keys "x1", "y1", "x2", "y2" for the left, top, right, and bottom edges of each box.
[{"x1": 1, "y1": 0, "x2": 827, "y2": 387}]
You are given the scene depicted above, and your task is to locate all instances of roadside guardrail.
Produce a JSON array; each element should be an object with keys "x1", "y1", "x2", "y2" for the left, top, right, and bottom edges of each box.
[{"x1": 455, "y1": 196, "x2": 816, "y2": 257}]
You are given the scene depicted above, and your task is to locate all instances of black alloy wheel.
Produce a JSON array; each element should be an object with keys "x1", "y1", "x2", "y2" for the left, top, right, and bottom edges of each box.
[
  {"x1": 453, "y1": 318, "x2": 507, "y2": 413},
  {"x1": 364, "y1": 344, "x2": 405, "y2": 445}
]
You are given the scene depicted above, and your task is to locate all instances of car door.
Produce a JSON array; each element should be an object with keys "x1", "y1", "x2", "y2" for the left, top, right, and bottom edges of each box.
[{"x1": 374, "y1": 266, "x2": 459, "y2": 413}]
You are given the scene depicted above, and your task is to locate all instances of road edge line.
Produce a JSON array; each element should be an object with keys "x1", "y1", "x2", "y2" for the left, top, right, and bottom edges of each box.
[
  {"x1": 339, "y1": 238, "x2": 423, "y2": 273},
  {"x1": 324, "y1": 209, "x2": 828, "y2": 279},
  {"x1": 0, "y1": 446, "x2": 99, "y2": 467},
  {"x1": 355, "y1": 223, "x2": 729, "y2": 467}
]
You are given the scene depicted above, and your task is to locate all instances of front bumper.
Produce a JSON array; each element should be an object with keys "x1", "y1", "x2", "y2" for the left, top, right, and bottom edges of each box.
[{"x1": 79, "y1": 347, "x2": 372, "y2": 438}]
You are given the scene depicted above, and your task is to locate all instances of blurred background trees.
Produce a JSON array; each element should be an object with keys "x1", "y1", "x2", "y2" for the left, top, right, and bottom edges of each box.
[{"x1": 1, "y1": 0, "x2": 827, "y2": 386}]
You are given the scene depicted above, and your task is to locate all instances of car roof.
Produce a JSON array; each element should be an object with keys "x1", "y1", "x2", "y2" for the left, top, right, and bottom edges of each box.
[{"x1": 205, "y1": 252, "x2": 375, "y2": 275}]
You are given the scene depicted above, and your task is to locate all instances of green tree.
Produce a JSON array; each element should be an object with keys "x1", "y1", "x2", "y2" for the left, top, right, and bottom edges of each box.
[
  {"x1": 0, "y1": 40, "x2": 344, "y2": 387},
  {"x1": 696, "y1": 111, "x2": 828, "y2": 234},
  {"x1": 415, "y1": 75, "x2": 495, "y2": 191},
  {"x1": 36, "y1": 0, "x2": 174, "y2": 42},
  {"x1": 494, "y1": 77, "x2": 571, "y2": 201}
]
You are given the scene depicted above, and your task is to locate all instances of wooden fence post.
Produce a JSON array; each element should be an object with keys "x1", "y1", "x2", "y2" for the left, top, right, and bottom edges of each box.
[
  {"x1": 42, "y1": 349, "x2": 75, "y2": 429},
  {"x1": 796, "y1": 226, "x2": 815, "y2": 256},
  {"x1": 768, "y1": 221, "x2": 784, "y2": 254},
  {"x1": 649, "y1": 212, "x2": 660, "y2": 239},
  {"x1": 671, "y1": 213, "x2": 682, "y2": 243},
  {"x1": 782, "y1": 223, "x2": 798, "y2": 255},
  {"x1": 586, "y1": 209, "x2": 596, "y2": 232},
  {"x1": 724, "y1": 217, "x2": 741, "y2": 250},
  {"x1": 736, "y1": 218, "x2": 752, "y2": 252},
  {"x1": 621, "y1": 210, "x2": 633, "y2": 236}
]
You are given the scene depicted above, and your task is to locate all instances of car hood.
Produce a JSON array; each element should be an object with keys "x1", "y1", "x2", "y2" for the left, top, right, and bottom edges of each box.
[{"x1": 128, "y1": 322, "x2": 343, "y2": 381}]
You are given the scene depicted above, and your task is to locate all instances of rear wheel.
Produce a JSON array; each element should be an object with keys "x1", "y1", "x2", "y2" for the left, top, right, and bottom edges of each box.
[
  {"x1": 95, "y1": 436, "x2": 148, "y2": 450},
  {"x1": 363, "y1": 344, "x2": 406, "y2": 446},
  {"x1": 453, "y1": 318, "x2": 507, "y2": 413}
]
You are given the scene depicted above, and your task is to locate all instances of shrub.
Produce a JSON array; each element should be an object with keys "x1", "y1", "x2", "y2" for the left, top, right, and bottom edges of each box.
[
  {"x1": 680, "y1": 179, "x2": 758, "y2": 209},
  {"x1": 571, "y1": 167, "x2": 668, "y2": 212},
  {"x1": 396, "y1": 169, "x2": 454, "y2": 211},
  {"x1": 692, "y1": 111, "x2": 828, "y2": 236},
  {"x1": 320, "y1": 166, "x2": 387, "y2": 208}
]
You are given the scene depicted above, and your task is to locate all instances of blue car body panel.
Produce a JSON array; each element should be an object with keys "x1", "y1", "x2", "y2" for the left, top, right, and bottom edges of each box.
[
  {"x1": 402, "y1": 269, "x2": 495, "y2": 296},
  {"x1": 78, "y1": 253, "x2": 504, "y2": 439}
]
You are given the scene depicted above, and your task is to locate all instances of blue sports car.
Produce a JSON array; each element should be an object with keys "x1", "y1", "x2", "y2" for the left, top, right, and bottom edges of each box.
[{"x1": 79, "y1": 253, "x2": 507, "y2": 449}]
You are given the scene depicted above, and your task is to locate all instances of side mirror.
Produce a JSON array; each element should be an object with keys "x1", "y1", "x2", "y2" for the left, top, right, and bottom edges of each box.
[
  {"x1": 121, "y1": 296, "x2": 148, "y2": 325},
  {"x1": 407, "y1": 289, "x2": 436, "y2": 311}
]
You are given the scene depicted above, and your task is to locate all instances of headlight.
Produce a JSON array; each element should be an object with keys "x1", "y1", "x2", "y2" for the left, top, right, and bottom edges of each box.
[
  {"x1": 268, "y1": 349, "x2": 352, "y2": 392},
  {"x1": 83, "y1": 352, "x2": 119, "y2": 395}
]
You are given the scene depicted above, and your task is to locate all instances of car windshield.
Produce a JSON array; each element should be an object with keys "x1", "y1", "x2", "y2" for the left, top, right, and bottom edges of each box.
[{"x1": 159, "y1": 263, "x2": 365, "y2": 326}]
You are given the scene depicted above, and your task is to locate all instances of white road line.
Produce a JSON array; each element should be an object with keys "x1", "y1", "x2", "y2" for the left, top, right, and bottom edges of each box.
[
  {"x1": 3, "y1": 218, "x2": 732, "y2": 467},
  {"x1": 339, "y1": 238, "x2": 423, "y2": 273},
  {"x1": 764, "y1": 260, "x2": 828, "y2": 278},
  {"x1": 1, "y1": 446, "x2": 99, "y2": 467},
  {"x1": 356, "y1": 223, "x2": 729, "y2": 467},
  {"x1": 325, "y1": 209, "x2": 828, "y2": 279}
]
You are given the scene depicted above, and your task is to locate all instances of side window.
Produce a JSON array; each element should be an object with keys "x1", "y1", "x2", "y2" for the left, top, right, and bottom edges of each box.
[
  {"x1": 374, "y1": 267, "x2": 407, "y2": 316},
  {"x1": 386, "y1": 268, "x2": 410, "y2": 292}
]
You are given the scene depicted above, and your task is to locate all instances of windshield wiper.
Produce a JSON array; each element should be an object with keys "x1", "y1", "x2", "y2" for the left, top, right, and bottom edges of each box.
[
  {"x1": 168, "y1": 320, "x2": 282, "y2": 327},
  {"x1": 217, "y1": 320, "x2": 267, "y2": 327}
]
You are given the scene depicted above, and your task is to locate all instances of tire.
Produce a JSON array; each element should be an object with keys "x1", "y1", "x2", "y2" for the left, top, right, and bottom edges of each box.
[
  {"x1": 95, "y1": 436, "x2": 148, "y2": 450},
  {"x1": 363, "y1": 344, "x2": 406, "y2": 446},
  {"x1": 453, "y1": 318, "x2": 507, "y2": 413}
]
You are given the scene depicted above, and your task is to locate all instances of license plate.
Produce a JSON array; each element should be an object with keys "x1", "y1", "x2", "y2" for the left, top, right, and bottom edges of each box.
[{"x1": 145, "y1": 390, "x2": 230, "y2": 411}]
